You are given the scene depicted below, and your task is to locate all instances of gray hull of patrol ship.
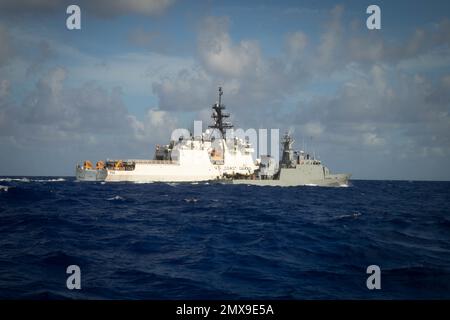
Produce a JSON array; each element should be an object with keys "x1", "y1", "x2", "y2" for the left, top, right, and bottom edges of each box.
[{"x1": 233, "y1": 133, "x2": 350, "y2": 187}]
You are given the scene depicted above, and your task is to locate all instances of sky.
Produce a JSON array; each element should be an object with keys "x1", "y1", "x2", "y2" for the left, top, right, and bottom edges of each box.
[{"x1": 0, "y1": 0, "x2": 449, "y2": 180}]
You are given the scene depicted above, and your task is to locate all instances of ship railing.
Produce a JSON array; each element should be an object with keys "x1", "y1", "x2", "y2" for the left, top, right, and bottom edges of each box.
[{"x1": 129, "y1": 159, "x2": 179, "y2": 165}]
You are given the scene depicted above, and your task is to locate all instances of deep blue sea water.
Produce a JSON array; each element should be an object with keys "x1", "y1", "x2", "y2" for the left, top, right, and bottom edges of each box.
[{"x1": 0, "y1": 177, "x2": 449, "y2": 299}]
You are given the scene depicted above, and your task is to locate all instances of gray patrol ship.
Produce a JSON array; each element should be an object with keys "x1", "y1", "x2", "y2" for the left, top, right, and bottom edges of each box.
[{"x1": 233, "y1": 133, "x2": 350, "y2": 187}]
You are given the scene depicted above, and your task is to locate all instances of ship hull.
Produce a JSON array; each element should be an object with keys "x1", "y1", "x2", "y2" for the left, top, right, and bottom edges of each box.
[
  {"x1": 104, "y1": 162, "x2": 220, "y2": 183},
  {"x1": 75, "y1": 167, "x2": 107, "y2": 181},
  {"x1": 233, "y1": 172, "x2": 350, "y2": 187}
]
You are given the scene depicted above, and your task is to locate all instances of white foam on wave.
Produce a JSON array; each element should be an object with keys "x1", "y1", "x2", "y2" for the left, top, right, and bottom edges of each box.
[
  {"x1": 0, "y1": 185, "x2": 10, "y2": 192},
  {"x1": 34, "y1": 178, "x2": 66, "y2": 182},
  {"x1": 336, "y1": 212, "x2": 362, "y2": 220},
  {"x1": 107, "y1": 195, "x2": 125, "y2": 201},
  {"x1": 0, "y1": 177, "x2": 65, "y2": 183},
  {"x1": 304, "y1": 183, "x2": 318, "y2": 187},
  {"x1": 0, "y1": 178, "x2": 30, "y2": 183},
  {"x1": 184, "y1": 198, "x2": 199, "y2": 203},
  {"x1": 339, "y1": 184, "x2": 349, "y2": 188}
]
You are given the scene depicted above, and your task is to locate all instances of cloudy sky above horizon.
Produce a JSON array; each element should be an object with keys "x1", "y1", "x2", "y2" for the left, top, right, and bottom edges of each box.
[{"x1": 0, "y1": 0, "x2": 449, "y2": 180}]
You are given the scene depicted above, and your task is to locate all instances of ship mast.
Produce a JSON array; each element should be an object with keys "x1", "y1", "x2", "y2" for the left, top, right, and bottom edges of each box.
[
  {"x1": 209, "y1": 87, "x2": 233, "y2": 138},
  {"x1": 280, "y1": 132, "x2": 296, "y2": 168}
]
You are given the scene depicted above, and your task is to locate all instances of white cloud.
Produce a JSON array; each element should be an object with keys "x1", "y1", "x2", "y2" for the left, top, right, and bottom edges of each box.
[
  {"x1": 315, "y1": 5, "x2": 343, "y2": 70},
  {"x1": 128, "y1": 28, "x2": 159, "y2": 47},
  {"x1": 285, "y1": 31, "x2": 308, "y2": 58},
  {"x1": 0, "y1": 0, "x2": 61, "y2": 12},
  {"x1": 362, "y1": 132, "x2": 385, "y2": 146},
  {"x1": 303, "y1": 122, "x2": 324, "y2": 137},
  {"x1": 0, "y1": 79, "x2": 10, "y2": 98},
  {"x1": 6, "y1": 24, "x2": 196, "y2": 97},
  {"x1": 130, "y1": 108, "x2": 179, "y2": 142},
  {"x1": 87, "y1": 0, "x2": 174, "y2": 17},
  {"x1": 198, "y1": 16, "x2": 263, "y2": 78},
  {"x1": 1, "y1": 5, "x2": 450, "y2": 178},
  {"x1": 0, "y1": 24, "x2": 13, "y2": 67},
  {"x1": 0, "y1": 0, "x2": 175, "y2": 17},
  {"x1": 152, "y1": 67, "x2": 215, "y2": 110},
  {"x1": 69, "y1": 52, "x2": 195, "y2": 96}
]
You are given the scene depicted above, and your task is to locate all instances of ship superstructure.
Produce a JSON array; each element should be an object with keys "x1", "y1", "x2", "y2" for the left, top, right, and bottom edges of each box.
[
  {"x1": 76, "y1": 87, "x2": 257, "y2": 182},
  {"x1": 207, "y1": 87, "x2": 258, "y2": 177}
]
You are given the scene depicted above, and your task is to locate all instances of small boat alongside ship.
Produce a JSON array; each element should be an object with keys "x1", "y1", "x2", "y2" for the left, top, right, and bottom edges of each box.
[{"x1": 76, "y1": 87, "x2": 350, "y2": 186}]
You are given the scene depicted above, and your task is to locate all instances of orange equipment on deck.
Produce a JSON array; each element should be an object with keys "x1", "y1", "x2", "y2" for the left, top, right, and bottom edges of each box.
[
  {"x1": 210, "y1": 149, "x2": 223, "y2": 161},
  {"x1": 83, "y1": 160, "x2": 93, "y2": 169},
  {"x1": 96, "y1": 161, "x2": 105, "y2": 169},
  {"x1": 114, "y1": 160, "x2": 124, "y2": 170}
]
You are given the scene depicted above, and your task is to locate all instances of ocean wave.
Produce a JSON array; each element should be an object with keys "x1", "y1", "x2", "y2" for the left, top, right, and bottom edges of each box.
[
  {"x1": 1, "y1": 179, "x2": 450, "y2": 299},
  {"x1": 107, "y1": 195, "x2": 125, "y2": 201},
  {"x1": 0, "y1": 177, "x2": 65, "y2": 183},
  {"x1": 0, "y1": 185, "x2": 10, "y2": 192},
  {"x1": 0, "y1": 178, "x2": 30, "y2": 183},
  {"x1": 33, "y1": 178, "x2": 66, "y2": 182},
  {"x1": 167, "y1": 182, "x2": 179, "y2": 187},
  {"x1": 333, "y1": 212, "x2": 362, "y2": 220}
]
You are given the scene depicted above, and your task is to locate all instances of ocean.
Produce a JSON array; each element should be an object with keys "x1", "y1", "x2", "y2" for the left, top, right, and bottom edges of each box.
[{"x1": 0, "y1": 178, "x2": 449, "y2": 299}]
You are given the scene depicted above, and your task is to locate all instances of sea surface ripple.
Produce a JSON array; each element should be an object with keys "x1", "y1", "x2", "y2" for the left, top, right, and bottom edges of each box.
[{"x1": 0, "y1": 178, "x2": 449, "y2": 299}]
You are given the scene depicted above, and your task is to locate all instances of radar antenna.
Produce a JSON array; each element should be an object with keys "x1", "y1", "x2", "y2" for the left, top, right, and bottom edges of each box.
[
  {"x1": 280, "y1": 131, "x2": 296, "y2": 168},
  {"x1": 208, "y1": 87, "x2": 233, "y2": 138}
]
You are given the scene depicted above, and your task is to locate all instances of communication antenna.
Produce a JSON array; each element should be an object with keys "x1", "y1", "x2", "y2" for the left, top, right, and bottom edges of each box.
[{"x1": 208, "y1": 87, "x2": 233, "y2": 138}]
